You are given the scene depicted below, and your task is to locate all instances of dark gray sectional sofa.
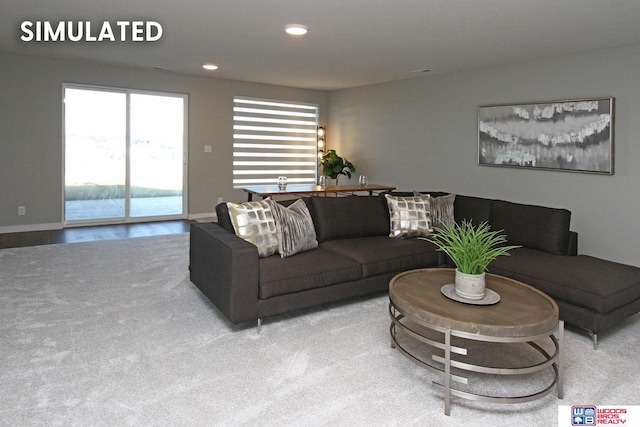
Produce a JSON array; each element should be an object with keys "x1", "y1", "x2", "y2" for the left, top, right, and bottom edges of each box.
[{"x1": 189, "y1": 193, "x2": 640, "y2": 347}]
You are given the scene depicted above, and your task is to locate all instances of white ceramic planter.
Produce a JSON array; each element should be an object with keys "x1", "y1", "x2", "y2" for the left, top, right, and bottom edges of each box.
[{"x1": 454, "y1": 269, "x2": 486, "y2": 300}]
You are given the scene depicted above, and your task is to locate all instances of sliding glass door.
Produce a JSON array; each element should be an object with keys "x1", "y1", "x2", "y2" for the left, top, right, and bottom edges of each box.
[
  {"x1": 64, "y1": 85, "x2": 187, "y2": 224},
  {"x1": 129, "y1": 93, "x2": 185, "y2": 218},
  {"x1": 64, "y1": 88, "x2": 127, "y2": 222}
]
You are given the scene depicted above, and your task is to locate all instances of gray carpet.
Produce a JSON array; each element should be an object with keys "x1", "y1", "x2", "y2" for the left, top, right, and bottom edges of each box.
[{"x1": 1, "y1": 234, "x2": 639, "y2": 426}]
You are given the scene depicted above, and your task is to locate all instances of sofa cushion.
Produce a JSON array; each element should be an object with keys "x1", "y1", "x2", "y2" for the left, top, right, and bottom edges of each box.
[
  {"x1": 320, "y1": 236, "x2": 440, "y2": 278},
  {"x1": 309, "y1": 196, "x2": 389, "y2": 242},
  {"x1": 454, "y1": 195, "x2": 492, "y2": 226},
  {"x1": 385, "y1": 194, "x2": 432, "y2": 238},
  {"x1": 489, "y1": 250, "x2": 640, "y2": 314},
  {"x1": 491, "y1": 200, "x2": 571, "y2": 255},
  {"x1": 266, "y1": 199, "x2": 318, "y2": 258},
  {"x1": 226, "y1": 200, "x2": 279, "y2": 257},
  {"x1": 258, "y1": 248, "x2": 361, "y2": 299}
]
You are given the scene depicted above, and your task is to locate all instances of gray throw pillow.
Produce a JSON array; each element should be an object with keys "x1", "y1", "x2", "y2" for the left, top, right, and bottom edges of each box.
[
  {"x1": 415, "y1": 192, "x2": 456, "y2": 230},
  {"x1": 267, "y1": 199, "x2": 318, "y2": 258}
]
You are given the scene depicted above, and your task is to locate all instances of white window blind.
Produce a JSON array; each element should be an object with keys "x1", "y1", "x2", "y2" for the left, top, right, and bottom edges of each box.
[{"x1": 233, "y1": 96, "x2": 318, "y2": 188}]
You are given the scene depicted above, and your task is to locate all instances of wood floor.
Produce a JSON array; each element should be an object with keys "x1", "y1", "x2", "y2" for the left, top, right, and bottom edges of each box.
[{"x1": 0, "y1": 220, "x2": 192, "y2": 249}]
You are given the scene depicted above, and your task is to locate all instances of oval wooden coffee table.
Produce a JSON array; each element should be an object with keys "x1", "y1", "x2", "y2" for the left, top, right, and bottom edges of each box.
[{"x1": 389, "y1": 268, "x2": 563, "y2": 415}]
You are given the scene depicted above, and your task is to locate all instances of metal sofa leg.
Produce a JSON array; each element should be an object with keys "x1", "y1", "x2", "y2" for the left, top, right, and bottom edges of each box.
[
  {"x1": 588, "y1": 330, "x2": 598, "y2": 350},
  {"x1": 257, "y1": 318, "x2": 262, "y2": 334}
]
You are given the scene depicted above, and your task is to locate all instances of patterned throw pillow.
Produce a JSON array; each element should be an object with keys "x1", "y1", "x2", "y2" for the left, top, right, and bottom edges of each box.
[
  {"x1": 267, "y1": 199, "x2": 318, "y2": 258},
  {"x1": 384, "y1": 194, "x2": 432, "y2": 238},
  {"x1": 226, "y1": 200, "x2": 278, "y2": 257},
  {"x1": 415, "y1": 192, "x2": 456, "y2": 230}
]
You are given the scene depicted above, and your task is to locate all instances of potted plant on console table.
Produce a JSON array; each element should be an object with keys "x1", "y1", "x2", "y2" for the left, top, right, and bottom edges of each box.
[
  {"x1": 425, "y1": 220, "x2": 520, "y2": 301},
  {"x1": 320, "y1": 149, "x2": 356, "y2": 185}
]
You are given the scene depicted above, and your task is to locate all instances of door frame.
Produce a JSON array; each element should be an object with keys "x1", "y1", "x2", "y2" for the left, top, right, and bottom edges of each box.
[{"x1": 62, "y1": 83, "x2": 188, "y2": 227}]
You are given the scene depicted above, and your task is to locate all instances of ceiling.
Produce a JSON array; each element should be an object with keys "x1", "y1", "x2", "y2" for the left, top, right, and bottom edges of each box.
[{"x1": 2, "y1": 0, "x2": 640, "y2": 91}]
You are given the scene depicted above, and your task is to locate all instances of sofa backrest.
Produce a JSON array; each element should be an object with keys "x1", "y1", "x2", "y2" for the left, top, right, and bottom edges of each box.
[
  {"x1": 490, "y1": 200, "x2": 572, "y2": 255},
  {"x1": 454, "y1": 195, "x2": 493, "y2": 226},
  {"x1": 309, "y1": 195, "x2": 389, "y2": 242},
  {"x1": 215, "y1": 193, "x2": 574, "y2": 255}
]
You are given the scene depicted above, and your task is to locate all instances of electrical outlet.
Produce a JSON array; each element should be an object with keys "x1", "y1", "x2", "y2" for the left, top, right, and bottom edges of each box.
[{"x1": 18, "y1": 206, "x2": 26, "y2": 216}]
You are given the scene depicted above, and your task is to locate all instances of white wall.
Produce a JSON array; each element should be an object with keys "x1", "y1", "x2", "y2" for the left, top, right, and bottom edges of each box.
[
  {"x1": 0, "y1": 52, "x2": 328, "y2": 230},
  {"x1": 329, "y1": 44, "x2": 640, "y2": 267}
]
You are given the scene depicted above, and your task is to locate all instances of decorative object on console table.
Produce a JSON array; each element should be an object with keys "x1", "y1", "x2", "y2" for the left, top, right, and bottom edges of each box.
[
  {"x1": 478, "y1": 98, "x2": 614, "y2": 174},
  {"x1": 277, "y1": 176, "x2": 287, "y2": 190},
  {"x1": 425, "y1": 220, "x2": 520, "y2": 302},
  {"x1": 320, "y1": 149, "x2": 356, "y2": 185}
]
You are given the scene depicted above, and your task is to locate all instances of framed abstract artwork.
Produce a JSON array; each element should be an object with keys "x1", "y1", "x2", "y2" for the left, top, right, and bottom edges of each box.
[{"x1": 478, "y1": 98, "x2": 614, "y2": 174}]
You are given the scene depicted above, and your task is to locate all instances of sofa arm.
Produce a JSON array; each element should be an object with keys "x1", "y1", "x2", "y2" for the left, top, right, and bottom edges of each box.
[{"x1": 189, "y1": 222, "x2": 260, "y2": 323}]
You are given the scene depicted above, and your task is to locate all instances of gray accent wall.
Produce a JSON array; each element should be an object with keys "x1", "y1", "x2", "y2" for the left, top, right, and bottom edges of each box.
[
  {"x1": 2, "y1": 45, "x2": 639, "y2": 268},
  {"x1": 328, "y1": 44, "x2": 640, "y2": 267},
  {"x1": 0, "y1": 52, "x2": 328, "y2": 231}
]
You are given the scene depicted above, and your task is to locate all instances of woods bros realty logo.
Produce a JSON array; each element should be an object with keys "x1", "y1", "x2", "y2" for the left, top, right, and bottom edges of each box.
[
  {"x1": 559, "y1": 405, "x2": 639, "y2": 426},
  {"x1": 20, "y1": 21, "x2": 162, "y2": 42}
]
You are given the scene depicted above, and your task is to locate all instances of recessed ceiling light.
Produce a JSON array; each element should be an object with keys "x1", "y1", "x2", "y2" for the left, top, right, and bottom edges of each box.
[
  {"x1": 202, "y1": 64, "x2": 218, "y2": 71},
  {"x1": 284, "y1": 24, "x2": 308, "y2": 36}
]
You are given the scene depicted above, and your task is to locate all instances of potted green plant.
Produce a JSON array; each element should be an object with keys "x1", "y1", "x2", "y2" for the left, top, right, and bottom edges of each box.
[
  {"x1": 320, "y1": 149, "x2": 356, "y2": 185},
  {"x1": 426, "y1": 220, "x2": 520, "y2": 300}
]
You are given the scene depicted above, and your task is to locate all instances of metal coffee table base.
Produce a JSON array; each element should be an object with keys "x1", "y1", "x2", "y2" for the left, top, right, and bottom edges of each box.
[{"x1": 389, "y1": 304, "x2": 564, "y2": 416}]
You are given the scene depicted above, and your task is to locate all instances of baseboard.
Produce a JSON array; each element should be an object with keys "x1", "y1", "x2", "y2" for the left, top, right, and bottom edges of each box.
[
  {"x1": 188, "y1": 212, "x2": 217, "y2": 222},
  {"x1": 0, "y1": 222, "x2": 63, "y2": 234}
]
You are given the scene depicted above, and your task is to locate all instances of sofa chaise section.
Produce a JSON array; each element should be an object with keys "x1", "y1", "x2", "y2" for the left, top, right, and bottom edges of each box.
[
  {"x1": 490, "y1": 251, "x2": 640, "y2": 342},
  {"x1": 453, "y1": 195, "x2": 639, "y2": 346}
]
